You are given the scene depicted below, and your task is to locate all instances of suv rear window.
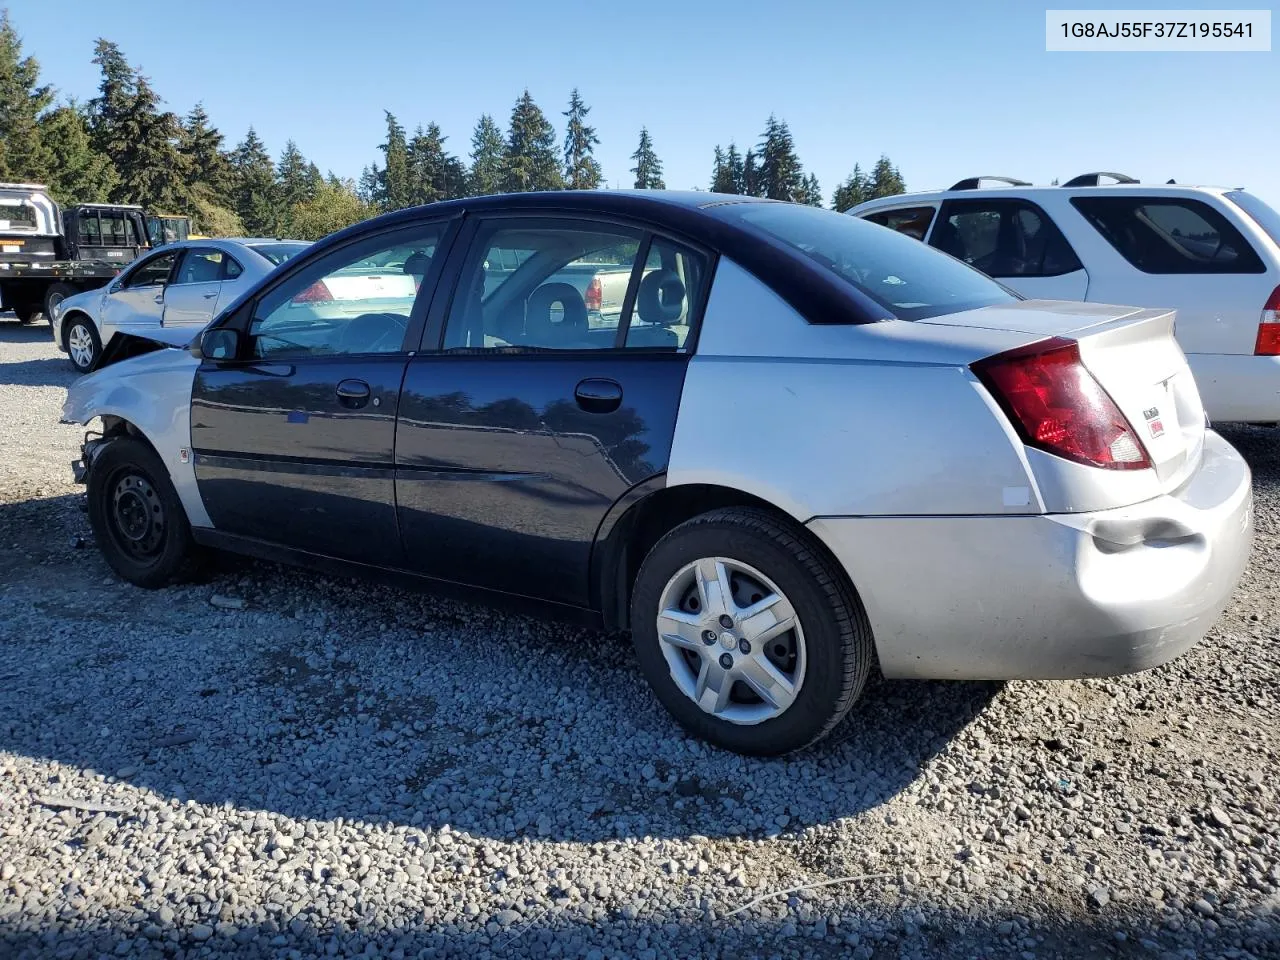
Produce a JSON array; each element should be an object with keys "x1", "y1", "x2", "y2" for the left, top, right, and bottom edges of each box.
[
  {"x1": 724, "y1": 202, "x2": 1016, "y2": 321},
  {"x1": 1071, "y1": 196, "x2": 1264, "y2": 274},
  {"x1": 1226, "y1": 190, "x2": 1280, "y2": 249}
]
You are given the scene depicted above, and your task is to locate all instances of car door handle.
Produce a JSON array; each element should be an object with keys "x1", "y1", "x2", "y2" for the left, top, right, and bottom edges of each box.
[
  {"x1": 574, "y1": 378, "x2": 623, "y2": 414},
  {"x1": 336, "y1": 379, "x2": 371, "y2": 408},
  {"x1": 153, "y1": 294, "x2": 164, "y2": 303},
  {"x1": 202, "y1": 292, "x2": 218, "y2": 299}
]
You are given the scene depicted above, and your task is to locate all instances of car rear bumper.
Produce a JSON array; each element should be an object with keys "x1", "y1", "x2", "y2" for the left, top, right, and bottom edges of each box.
[
  {"x1": 807, "y1": 430, "x2": 1253, "y2": 680},
  {"x1": 1187, "y1": 352, "x2": 1280, "y2": 424}
]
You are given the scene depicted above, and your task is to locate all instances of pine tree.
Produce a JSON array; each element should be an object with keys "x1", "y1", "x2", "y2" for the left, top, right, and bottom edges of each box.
[
  {"x1": 562, "y1": 88, "x2": 601, "y2": 190},
  {"x1": 179, "y1": 103, "x2": 232, "y2": 203},
  {"x1": 504, "y1": 90, "x2": 562, "y2": 192},
  {"x1": 468, "y1": 114, "x2": 505, "y2": 196},
  {"x1": 725, "y1": 143, "x2": 745, "y2": 194},
  {"x1": 87, "y1": 40, "x2": 132, "y2": 163},
  {"x1": 831, "y1": 163, "x2": 869, "y2": 212},
  {"x1": 742, "y1": 149, "x2": 761, "y2": 197},
  {"x1": 407, "y1": 123, "x2": 466, "y2": 204},
  {"x1": 276, "y1": 141, "x2": 315, "y2": 209},
  {"x1": 710, "y1": 145, "x2": 736, "y2": 193},
  {"x1": 41, "y1": 103, "x2": 117, "y2": 203},
  {"x1": 87, "y1": 41, "x2": 190, "y2": 210},
  {"x1": 0, "y1": 10, "x2": 53, "y2": 182},
  {"x1": 378, "y1": 111, "x2": 411, "y2": 211},
  {"x1": 357, "y1": 164, "x2": 380, "y2": 206},
  {"x1": 757, "y1": 115, "x2": 803, "y2": 202},
  {"x1": 867, "y1": 155, "x2": 905, "y2": 200},
  {"x1": 800, "y1": 172, "x2": 823, "y2": 207},
  {"x1": 630, "y1": 128, "x2": 664, "y2": 190},
  {"x1": 230, "y1": 127, "x2": 278, "y2": 235}
]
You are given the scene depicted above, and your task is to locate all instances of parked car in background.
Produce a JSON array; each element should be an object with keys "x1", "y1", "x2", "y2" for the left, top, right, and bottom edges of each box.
[
  {"x1": 61, "y1": 191, "x2": 1252, "y2": 756},
  {"x1": 850, "y1": 173, "x2": 1280, "y2": 424},
  {"x1": 51, "y1": 237, "x2": 310, "y2": 372}
]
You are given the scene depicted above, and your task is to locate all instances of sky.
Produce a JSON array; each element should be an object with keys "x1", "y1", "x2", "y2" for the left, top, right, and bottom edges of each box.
[{"x1": 9, "y1": 0, "x2": 1280, "y2": 207}]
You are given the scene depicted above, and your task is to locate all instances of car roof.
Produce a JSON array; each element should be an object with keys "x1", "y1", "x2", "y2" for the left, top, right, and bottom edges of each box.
[
  {"x1": 233, "y1": 237, "x2": 312, "y2": 246},
  {"x1": 851, "y1": 181, "x2": 1244, "y2": 214},
  {"x1": 238, "y1": 190, "x2": 891, "y2": 327}
]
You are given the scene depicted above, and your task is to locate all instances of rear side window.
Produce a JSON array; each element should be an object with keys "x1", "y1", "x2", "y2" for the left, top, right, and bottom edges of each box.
[
  {"x1": 933, "y1": 199, "x2": 1082, "y2": 278},
  {"x1": 0, "y1": 202, "x2": 37, "y2": 230},
  {"x1": 1071, "y1": 196, "x2": 1264, "y2": 274},
  {"x1": 862, "y1": 206, "x2": 935, "y2": 241},
  {"x1": 724, "y1": 202, "x2": 1015, "y2": 321},
  {"x1": 251, "y1": 242, "x2": 310, "y2": 266}
]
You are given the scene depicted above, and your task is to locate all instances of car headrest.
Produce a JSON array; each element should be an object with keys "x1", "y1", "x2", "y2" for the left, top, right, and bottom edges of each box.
[
  {"x1": 402, "y1": 252, "x2": 431, "y2": 276},
  {"x1": 526, "y1": 282, "x2": 588, "y2": 345},
  {"x1": 638, "y1": 269, "x2": 685, "y2": 325}
]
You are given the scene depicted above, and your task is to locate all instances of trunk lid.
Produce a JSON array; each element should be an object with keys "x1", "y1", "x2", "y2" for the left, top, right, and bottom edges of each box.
[{"x1": 931, "y1": 299, "x2": 1206, "y2": 492}]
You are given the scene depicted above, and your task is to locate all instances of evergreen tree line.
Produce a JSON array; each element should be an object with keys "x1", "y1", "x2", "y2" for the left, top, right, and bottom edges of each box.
[
  {"x1": 0, "y1": 8, "x2": 907, "y2": 243},
  {"x1": 710, "y1": 118, "x2": 906, "y2": 212}
]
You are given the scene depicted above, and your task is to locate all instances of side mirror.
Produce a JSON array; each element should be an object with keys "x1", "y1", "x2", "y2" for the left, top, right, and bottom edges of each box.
[{"x1": 193, "y1": 328, "x2": 240, "y2": 361}]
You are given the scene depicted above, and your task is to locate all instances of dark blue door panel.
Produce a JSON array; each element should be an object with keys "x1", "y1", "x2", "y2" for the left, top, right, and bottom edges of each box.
[
  {"x1": 395, "y1": 353, "x2": 689, "y2": 606},
  {"x1": 191, "y1": 357, "x2": 408, "y2": 565}
]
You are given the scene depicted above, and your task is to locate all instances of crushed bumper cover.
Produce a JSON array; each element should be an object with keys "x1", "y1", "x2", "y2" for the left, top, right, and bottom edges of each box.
[{"x1": 808, "y1": 431, "x2": 1253, "y2": 680}]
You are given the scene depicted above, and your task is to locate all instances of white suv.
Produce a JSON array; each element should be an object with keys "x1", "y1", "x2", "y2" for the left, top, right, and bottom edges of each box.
[{"x1": 850, "y1": 173, "x2": 1280, "y2": 424}]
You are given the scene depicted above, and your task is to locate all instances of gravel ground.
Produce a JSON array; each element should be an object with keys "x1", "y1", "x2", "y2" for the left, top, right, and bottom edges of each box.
[{"x1": 1, "y1": 319, "x2": 1279, "y2": 960}]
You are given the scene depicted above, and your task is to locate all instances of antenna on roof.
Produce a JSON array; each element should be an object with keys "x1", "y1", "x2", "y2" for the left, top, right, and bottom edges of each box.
[
  {"x1": 1062, "y1": 172, "x2": 1139, "y2": 187},
  {"x1": 1166, "y1": 179, "x2": 1176, "y2": 184},
  {"x1": 948, "y1": 176, "x2": 1032, "y2": 190}
]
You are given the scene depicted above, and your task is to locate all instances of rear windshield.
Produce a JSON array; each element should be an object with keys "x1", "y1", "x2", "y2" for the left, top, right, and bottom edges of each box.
[
  {"x1": 718, "y1": 202, "x2": 1017, "y2": 321},
  {"x1": 1226, "y1": 190, "x2": 1280, "y2": 249},
  {"x1": 0, "y1": 202, "x2": 38, "y2": 231},
  {"x1": 251, "y1": 242, "x2": 310, "y2": 266}
]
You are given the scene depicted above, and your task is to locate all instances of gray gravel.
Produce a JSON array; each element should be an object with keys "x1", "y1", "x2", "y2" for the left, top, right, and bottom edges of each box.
[{"x1": 2, "y1": 319, "x2": 1280, "y2": 959}]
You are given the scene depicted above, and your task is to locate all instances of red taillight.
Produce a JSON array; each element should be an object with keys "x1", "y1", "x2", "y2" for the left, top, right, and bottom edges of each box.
[
  {"x1": 1255, "y1": 284, "x2": 1280, "y2": 355},
  {"x1": 585, "y1": 276, "x2": 602, "y2": 312},
  {"x1": 973, "y1": 337, "x2": 1152, "y2": 471},
  {"x1": 292, "y1": 280, "x2": 333, "y2": 304}
]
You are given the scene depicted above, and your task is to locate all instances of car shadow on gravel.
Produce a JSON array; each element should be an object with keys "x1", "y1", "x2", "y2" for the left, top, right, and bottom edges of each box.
[
  {"x1": 0, "y1": 320, "x2": 76, "y2": 388},
  {"x1": 1, "y1": 423, "x2": 1276, "y2": 849},
  {"x1": 1, "y1": 903, "x2": 1277, "y2": 959},
  {"x1": 0, "y1": 494, "x2": 1001, "y2": 844}
]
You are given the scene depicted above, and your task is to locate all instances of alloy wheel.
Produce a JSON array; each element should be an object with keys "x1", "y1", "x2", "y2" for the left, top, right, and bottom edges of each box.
[{"x1": 68, "y1": 322, "x2": 95, "y2": 370}]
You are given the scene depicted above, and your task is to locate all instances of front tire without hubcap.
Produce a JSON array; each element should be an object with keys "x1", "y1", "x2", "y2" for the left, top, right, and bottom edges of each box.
[
  {"x1": 87, "y1": 436, "x2": 196, "y2": 588},
  {"x1": 631, "y1": 507, "x2": 874, "y2": 756}
]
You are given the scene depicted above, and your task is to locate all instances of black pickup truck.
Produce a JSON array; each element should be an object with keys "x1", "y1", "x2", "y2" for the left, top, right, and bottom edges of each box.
[{"x1": 0, "y1": 183, "x2": 149, "y2": 323}]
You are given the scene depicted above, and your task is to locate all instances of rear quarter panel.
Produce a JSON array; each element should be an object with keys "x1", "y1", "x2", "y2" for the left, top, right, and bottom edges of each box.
[{"x1": 667, "y1": 259, "x2": 1042, "y2": 518}]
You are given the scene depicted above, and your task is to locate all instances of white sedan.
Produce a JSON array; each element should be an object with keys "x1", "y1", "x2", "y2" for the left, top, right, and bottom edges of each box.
[{"x1": 51, "y1": 238, "x2": 310, "y2": 372}]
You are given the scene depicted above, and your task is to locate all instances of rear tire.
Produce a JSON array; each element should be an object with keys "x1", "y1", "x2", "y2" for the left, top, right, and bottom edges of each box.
[
  {"x1": 43, "y1": 282, "x2": 77, "y2": 322},
  {"x1": 64, "y1": 314, "x2": 102, "y2": 373},
  {"x1": 630, "y1": 507, "x2": 874, "y2": 756},
  {"x1": 87, "y1": 436, "x2": 196, "y2": 588}
]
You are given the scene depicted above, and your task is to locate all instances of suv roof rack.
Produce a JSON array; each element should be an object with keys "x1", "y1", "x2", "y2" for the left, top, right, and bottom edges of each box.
[
  {"x1": 0, "y1": 182, "x2": 50, "y2": 191},
  {"x1": 949, "y1": 176, "x2": 1032, "y2": 190},
  {"x1": 1062, "y1": 172, "x2": 1139, "y2": 187}
]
